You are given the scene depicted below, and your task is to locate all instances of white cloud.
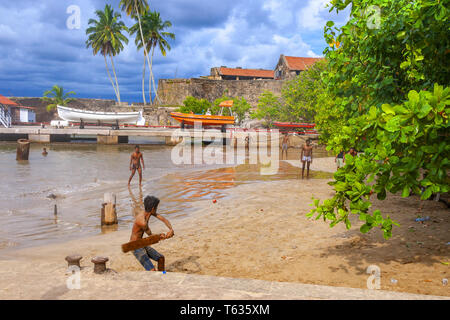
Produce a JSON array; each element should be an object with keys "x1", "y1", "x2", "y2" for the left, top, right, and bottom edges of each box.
[
  {"x1": 263, "y1": 0, "x2": 294, "y2": 28},
  {"x1": 0, "y1": 0, "x2": 345, "y2": 101},
  {"x1": 298, "y1": 0, "x2": 330, "y2": 30}
]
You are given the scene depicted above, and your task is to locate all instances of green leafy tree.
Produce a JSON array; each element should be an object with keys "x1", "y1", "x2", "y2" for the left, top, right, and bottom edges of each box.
[
  {"x1": 282, "y1": 59, "x2": 327, "y2": 122},
  {"x1": 317, "y1": 0, "x2": 449, "y2": 142},
  {"x1": 212, "y1": 95, "x2": 252, "y2": 125},
  {"x1": 310, "y1": 0, "x2": 450, "y2": 238},
  {"x1": 41, "y1": 85, "x2": 76, "y2": 111},
  {"x1": 251, "y1": 91, "x2": 282, "y2": 127},
  {"x1": 179, "y1": 96, "x2": 212, "y2": 114},
  {"x1": 130, "y1": 10, "x2": 175, "y2": 105},
  {"x1": 86, "y1": 4, "x2": 128, "y2": 103}
]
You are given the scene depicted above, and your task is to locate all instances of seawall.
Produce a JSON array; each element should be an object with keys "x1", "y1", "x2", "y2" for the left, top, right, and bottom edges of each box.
[{"x1": 157, "y1": 78, "x2": 284, "y2": 107}]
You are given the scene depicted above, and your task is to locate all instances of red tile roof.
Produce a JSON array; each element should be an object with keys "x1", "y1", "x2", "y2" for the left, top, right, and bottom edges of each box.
[
  {"x1": 284, "y1": 56, "x2": 324, "y2": 71},
  {"x1": 0, "y1": 94, "x2": 18, "y2": 106},
  {"x1": 219, "y1": 67, "x2": 274, "y2": 79}
]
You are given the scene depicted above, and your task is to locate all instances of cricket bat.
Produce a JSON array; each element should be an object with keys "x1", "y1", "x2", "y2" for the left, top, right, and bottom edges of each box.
[{"x1": 121, "y1": 234, "x2": 162, "y2": 253}]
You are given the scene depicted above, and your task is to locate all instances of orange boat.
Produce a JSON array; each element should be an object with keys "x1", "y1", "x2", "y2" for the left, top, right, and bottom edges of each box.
[{"x1": 170, "y1": 100, "x2": 235, "y2": 127}]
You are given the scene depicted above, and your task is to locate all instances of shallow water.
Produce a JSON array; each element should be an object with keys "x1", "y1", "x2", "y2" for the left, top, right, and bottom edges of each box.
[{"x1": 0, "y1": 142, "x2": 331, "y2": 252}]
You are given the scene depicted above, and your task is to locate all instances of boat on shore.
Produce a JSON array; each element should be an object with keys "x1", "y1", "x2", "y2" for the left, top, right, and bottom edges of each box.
[
  {"x1": 57, "y1": 105, "x2": 145, "y2": 125},
  {"x1": 273, "y1": 121, "x2": 316, "y2": 129},
  {"x1": 170, "y1": 100, "x2": 235, "y2": 128}
]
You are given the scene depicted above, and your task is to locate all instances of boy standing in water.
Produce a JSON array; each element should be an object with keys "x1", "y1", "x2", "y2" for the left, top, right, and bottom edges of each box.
[
  {"x1": 128, "y1": 145, "x2": 145, "y2": 186},
  {"x1": 130, "y1": 196, "x2": 174, "y2": 271},
  {"x1": 281, "y1": 133, "x2": 289, "y2": 160},
  {"x1": 300, "y1": 139, "x2": 313, "y2": 179}
]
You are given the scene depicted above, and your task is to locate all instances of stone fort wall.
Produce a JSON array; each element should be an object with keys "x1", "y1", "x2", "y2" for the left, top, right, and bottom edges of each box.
[{"x1": 157, "y1": 78, "x2": 284, "y2": 107}]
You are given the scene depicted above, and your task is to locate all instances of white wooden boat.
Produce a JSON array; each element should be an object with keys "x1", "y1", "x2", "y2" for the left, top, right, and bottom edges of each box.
[{"x1": 57, "y1": 105, "x2": 145, "y2": 125}]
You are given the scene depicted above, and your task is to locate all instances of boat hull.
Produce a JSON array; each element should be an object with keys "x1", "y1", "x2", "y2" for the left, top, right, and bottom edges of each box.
[
  {"x1": 170, "y1": 112, "x2": 235, "y2": 126},
  {"x1": 273, "y1": 122, "x2": 316, "y2": 129},
  {"x1": 57, "y1": 106, "x2": 144, "y2": 125}
]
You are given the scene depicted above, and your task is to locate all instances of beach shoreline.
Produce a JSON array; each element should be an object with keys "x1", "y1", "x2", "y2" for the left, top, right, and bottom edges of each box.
[{"x1": 1, "y1": 157, "x2": 448, "y2": 298}]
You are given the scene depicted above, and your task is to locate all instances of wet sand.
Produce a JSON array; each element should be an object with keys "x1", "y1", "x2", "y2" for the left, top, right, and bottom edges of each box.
[{"x1": 0, "y1": 157, "x2": 448, "y2": 299}]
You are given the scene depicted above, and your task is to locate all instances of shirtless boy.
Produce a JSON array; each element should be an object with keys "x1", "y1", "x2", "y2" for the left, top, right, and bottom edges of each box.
[
  {"x1": 300, "y1": 139, "x2": 313, "y2": 179},
  {"x1": 128, "y1": 145, "x2": 145, "y2": 186},
  {"x1": 130, "y1": 195, "x2": 174, "y2": 271}
]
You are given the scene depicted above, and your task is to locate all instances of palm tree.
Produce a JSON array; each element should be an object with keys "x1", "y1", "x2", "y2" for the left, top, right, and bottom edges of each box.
[
  {"x1": 130, "y1": 10, "x2": 175, "y2": 104},
  {"x1": 41, "y1": 85, "x2": 76, "y2": 111},
  {"x1": 86, "y1": 4, "x2": 128, "y2": 103},
  {"x1": 119, "y1": 0, "x2": 151, "y2": 103}
]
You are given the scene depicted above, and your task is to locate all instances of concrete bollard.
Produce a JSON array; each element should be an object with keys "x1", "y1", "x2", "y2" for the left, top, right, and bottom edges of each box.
[
  {"x1": 65, "y1": 254, "x2": 82, "y2": 268},
  {"x1": 16, "y1": 139, "x2": 30, "y2": 160},
  {"x1": 101, "y1": 193, "x2": 117, "y2": 226},
  {"x1": 91, "y1": 256, "x2": 109, "y2": 274}
]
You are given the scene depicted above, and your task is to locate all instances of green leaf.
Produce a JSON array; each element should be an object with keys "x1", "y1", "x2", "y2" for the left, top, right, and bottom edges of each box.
[
  {"x1": 408, "y1": 90, "x2": 420, "y2": 104},
  {"x1": 418, "y1": 104, "x2": 432, "y2": 118},
  {"x1": 400, "y1": 61, "x2": 410, "y2": 69},
  {"x1": 396, "y1": 31, "x2": 406, "y2": 39},
  {"x1": 402, "y1": 186, "x2": 410, "y2": 198},
  {"x1": 360, "y1": 224, "x2": 371, "y2": 234},
  {"x1": 345, "y1": 219, "x2": 351, "y2": 229},
  {"x1": 382, "y1": 104, "x2": 395, "y2": 115},
  {"x1": 421, "y1": 188, "x2": 433, "y2": 200}
]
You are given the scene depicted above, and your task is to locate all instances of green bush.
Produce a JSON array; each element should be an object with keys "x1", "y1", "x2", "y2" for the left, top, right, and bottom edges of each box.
[
  {"x1": 310, "y1": 84, "x2": 449, "y2": 239},
  {"x1": 212, "y1": 95, "x2": 252, "y2": 125},
  {"x1": 178, "y1": 96, "x2": 211, "y2": 114},
  {"x1": 251, "y1": 91, "x2": 283, "y2": 127}
]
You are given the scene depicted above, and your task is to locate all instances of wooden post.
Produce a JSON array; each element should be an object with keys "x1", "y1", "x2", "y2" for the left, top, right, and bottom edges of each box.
[
  {"x1": 221, "y1": 125, "x2": 226, "y2": 146},
  {"x1": 101, "y1": 193, "x2": 117, "y2": 226},
  {"x1": 16, "y1": 139, "x2": 30, "y2": 160}
]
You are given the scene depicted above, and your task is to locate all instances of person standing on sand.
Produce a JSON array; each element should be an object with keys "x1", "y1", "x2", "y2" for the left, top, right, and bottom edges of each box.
[
  {"x1": 281, "y1": 133, "x2": 289, "y2": 160},
  {"x1": 128, "y1": 145, "x2": 145, "y2": 186},
  {"x1": 300, "y1": 139, "x2": 313, "y2": 179},
  {"x1": 130, "y1": 196, "x2": 174, "y2": 271},
  {"x1": 42, "y1": 148, "x2": 48, "y2": 156},
  {"x1": 335, "y1": 150, "x2": 345, "y2": 169}
]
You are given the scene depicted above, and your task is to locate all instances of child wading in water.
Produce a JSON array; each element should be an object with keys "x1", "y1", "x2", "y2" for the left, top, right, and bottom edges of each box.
[{"x1": 128, "y1": 145, "x2": 145, "y2": 186}]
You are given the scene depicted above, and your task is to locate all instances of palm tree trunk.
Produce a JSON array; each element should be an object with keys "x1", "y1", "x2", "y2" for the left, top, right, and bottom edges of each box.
[
  {"x1": 104, "y1": 55, "x2": 119, "y2": 102},
  {"x1": 142, "y1": 55, "x2": 146, "y2": 105},
  {"x1": 149, "y1": 46, "x2": 162, "y2": 105},
  {"x1": 135, "y1": 0, "x2": 152, "y2": 104},
  {"x1": 110, "y1": 54, "x2": 121, "y2": 103},
  {"x1": 149, "y1": 46, "x2": 154, "y2": 104}
]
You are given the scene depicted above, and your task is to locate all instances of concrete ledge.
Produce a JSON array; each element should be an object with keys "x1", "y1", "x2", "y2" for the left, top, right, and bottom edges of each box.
[
  {"x1": 29, "y1": 134, "x2": 50, "y2": 143},
  {"x1": 97, "y1": 135, "x2": 118, "y2": 145},
  {"x1": 62, "y1": 272, "x2": 450, "y2": 300}
]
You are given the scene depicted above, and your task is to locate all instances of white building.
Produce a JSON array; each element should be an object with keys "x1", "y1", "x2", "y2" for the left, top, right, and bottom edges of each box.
[{"x1": 18, "y1": 106, "x2": 36, "y2": 123}]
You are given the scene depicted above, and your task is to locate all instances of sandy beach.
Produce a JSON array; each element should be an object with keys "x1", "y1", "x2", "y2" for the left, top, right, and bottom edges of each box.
[{"x1": 0, "y1": 156, "x2": 448, "y2": 299}]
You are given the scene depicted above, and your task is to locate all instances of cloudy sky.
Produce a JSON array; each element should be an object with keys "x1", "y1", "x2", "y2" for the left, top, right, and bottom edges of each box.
[{"x1": 0, "y1": 0, "x2": 349, "y2": 102}]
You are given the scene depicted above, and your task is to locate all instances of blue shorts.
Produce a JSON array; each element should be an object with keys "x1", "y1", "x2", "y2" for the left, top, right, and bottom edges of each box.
[{"x1": 133, "y1": 246, "x2": 164, "y2": 271}]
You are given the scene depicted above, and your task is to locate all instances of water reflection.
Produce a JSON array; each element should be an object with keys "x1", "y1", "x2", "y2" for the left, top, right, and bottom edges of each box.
[
  {"x1": 0, "y1": 142, "x2": 333, "y2": 253},
  {"x1": 128, "y1": 185, "x2": 144, "y2": 217}
]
